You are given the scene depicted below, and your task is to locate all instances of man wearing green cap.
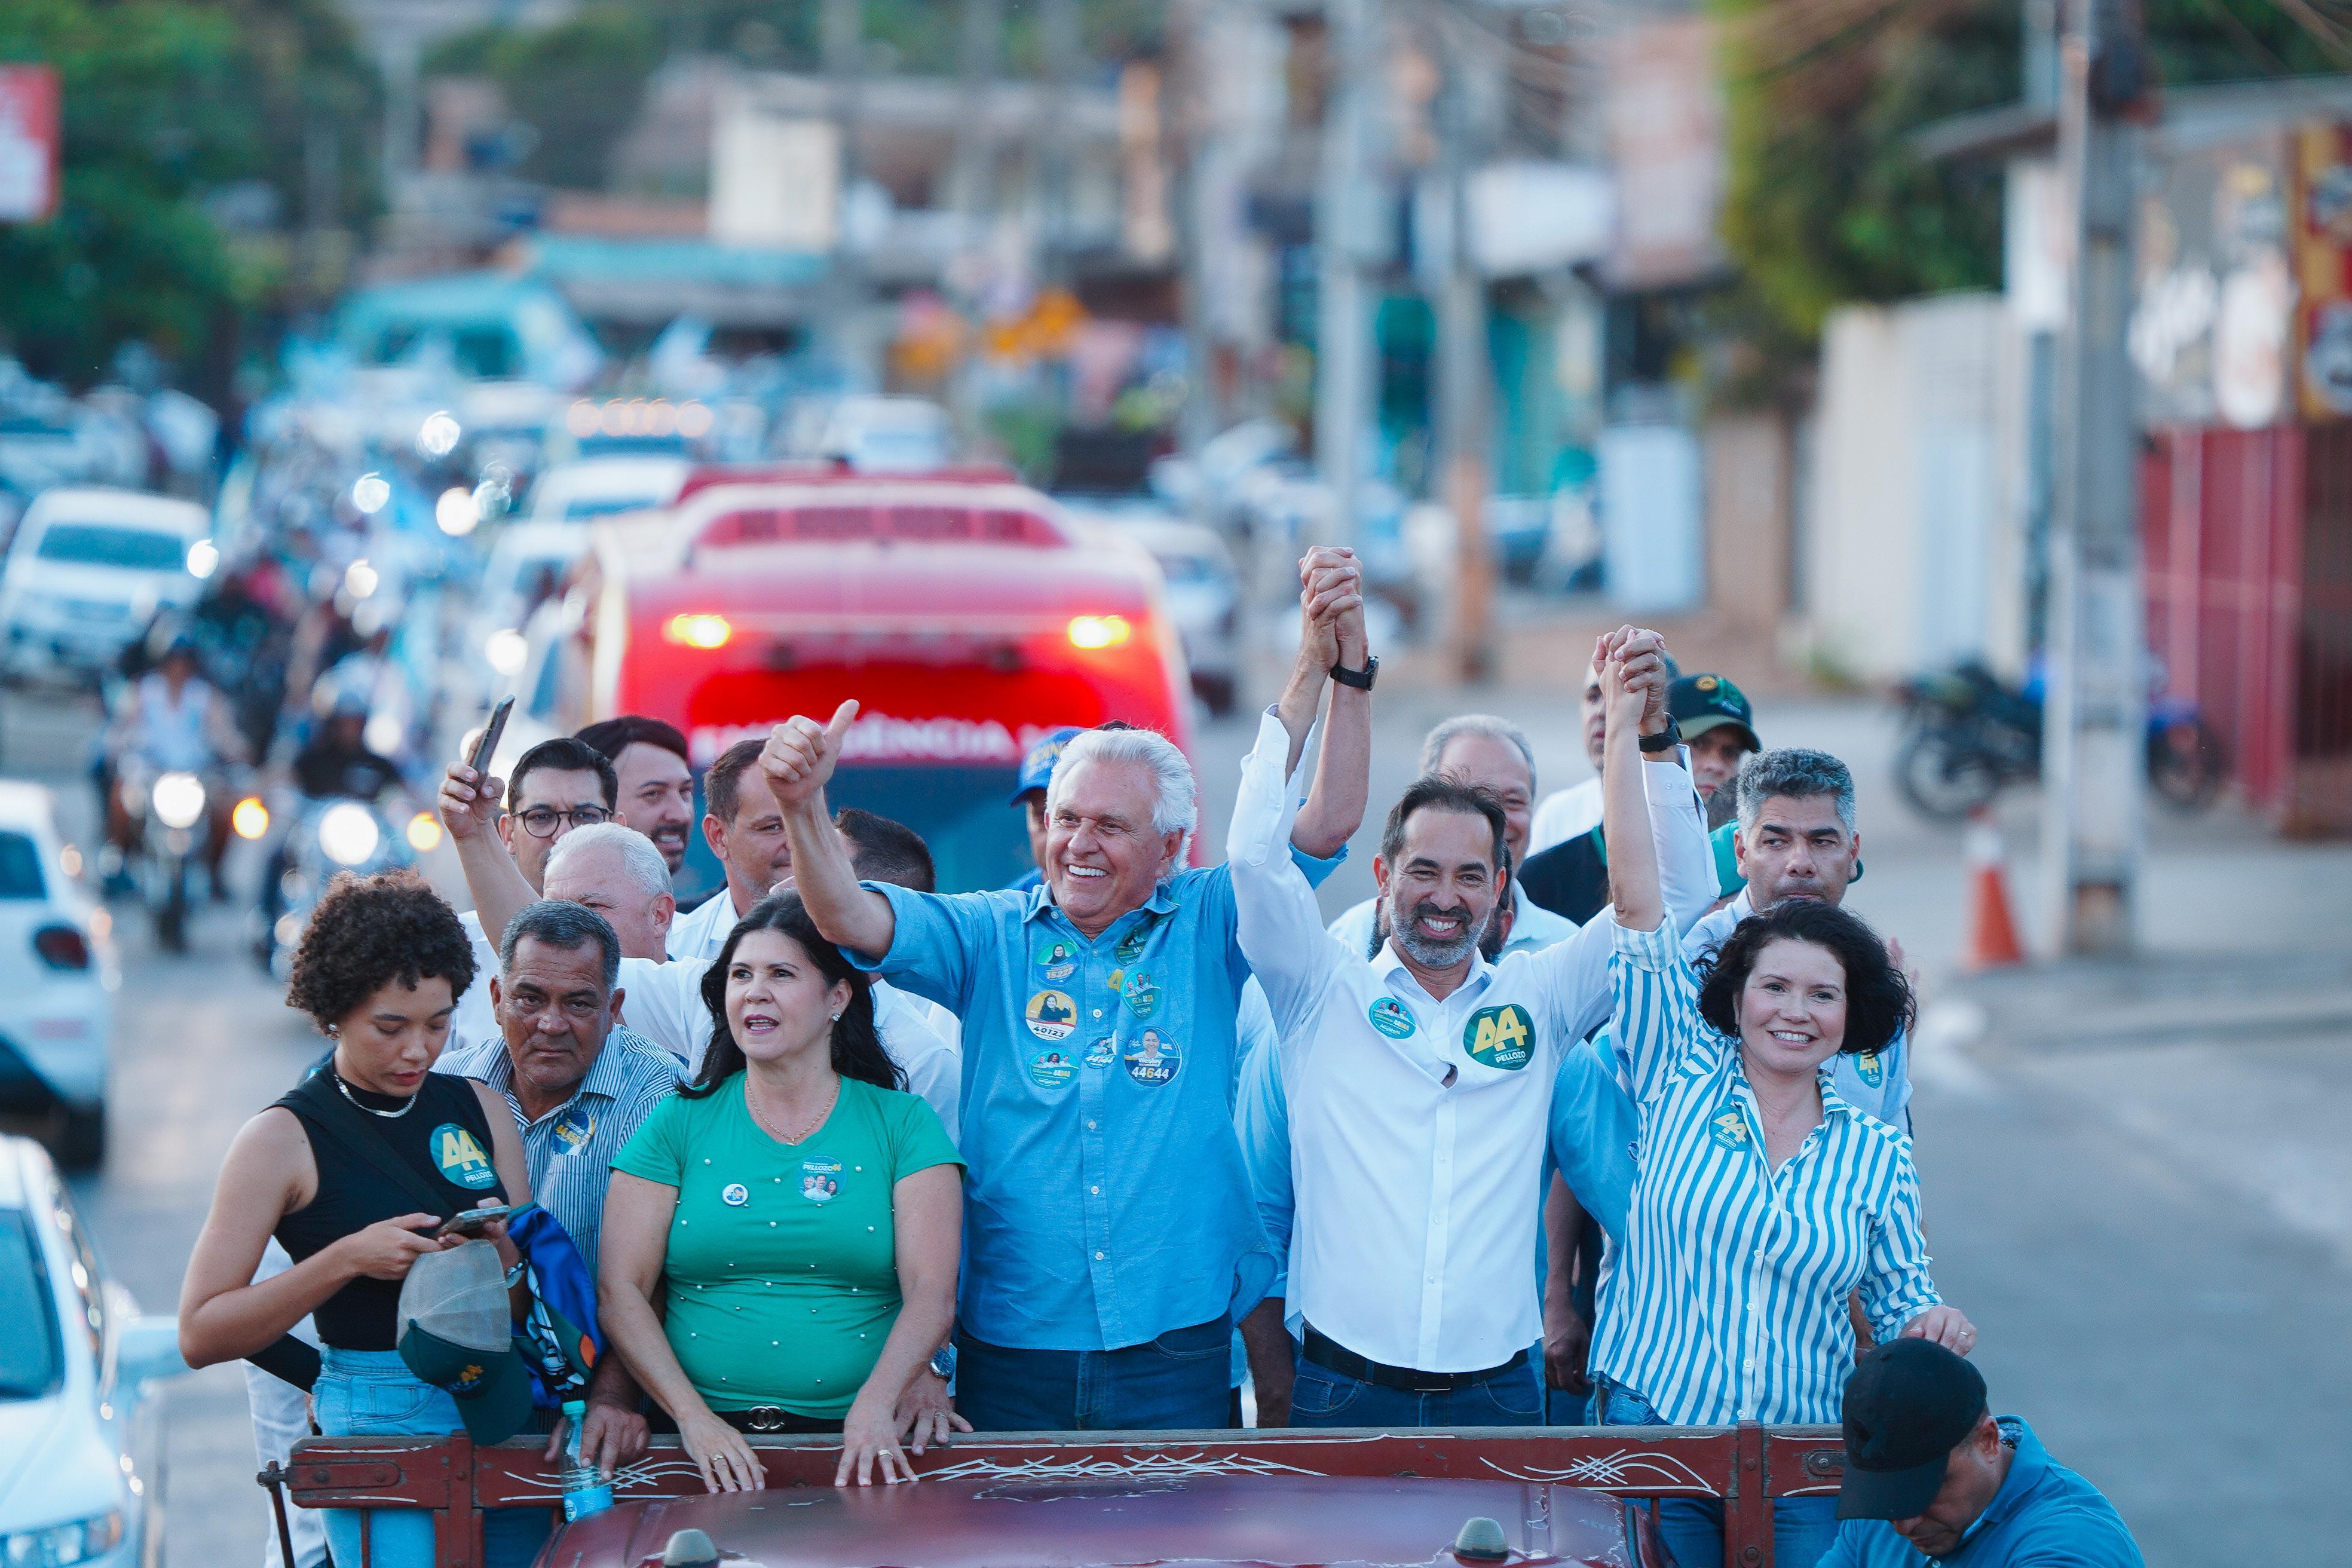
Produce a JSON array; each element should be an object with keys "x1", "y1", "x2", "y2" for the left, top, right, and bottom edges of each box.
[{"x1": 1821, "y1": 1339, "x2": 2145, "y2": 1566}]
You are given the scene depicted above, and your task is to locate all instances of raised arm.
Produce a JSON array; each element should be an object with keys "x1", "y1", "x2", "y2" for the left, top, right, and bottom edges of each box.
[
  {"x1": 1227, "y1": 704, "x2": 1346, "y2": 1036},
  {"x1": 1289, "y1": 547, "x2": 1370, "y2": 859},
  {"x1": 439, "y1": 757, "x2": 538, "y2": 952},
  {"x1": 759, "y1": 701, "x2": 897, "y2": 957},
  {"x1": 1602, "y1": 634, "x2": 1664, "y2": 934}
]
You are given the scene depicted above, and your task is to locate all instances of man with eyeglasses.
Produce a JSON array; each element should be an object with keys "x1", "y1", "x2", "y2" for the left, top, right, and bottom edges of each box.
[{"x1": 445, "y1": 736, "x2": 621, "y2": 1049}]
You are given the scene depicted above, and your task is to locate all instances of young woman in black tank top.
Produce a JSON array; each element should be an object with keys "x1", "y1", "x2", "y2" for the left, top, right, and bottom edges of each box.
[{"x1": 176, "y1": 871, "x2": 540, "y2": 1568}]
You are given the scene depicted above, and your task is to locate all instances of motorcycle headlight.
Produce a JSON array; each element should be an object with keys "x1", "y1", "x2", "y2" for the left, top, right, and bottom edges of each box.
[
  {"x1": 231, "y1": 796, "x2": 270, "y2": 841},
  {"x1": 317, "y1": 803, "x2": 382, "y2": 867},
  {"x1": 1, "y1": 1507, "x2": 125, "y2": 1566},
  {"x1": 151, "y1": 772, "x2": 206, "y2": 831},
  {"x1": 405, "y1": 813, "x2": 443, "y2": 853}
]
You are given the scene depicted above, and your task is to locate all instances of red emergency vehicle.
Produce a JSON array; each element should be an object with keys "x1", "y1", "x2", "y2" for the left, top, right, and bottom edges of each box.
[{"x1": 568, "y1": 474, "x2": 1195, "y2": 894}]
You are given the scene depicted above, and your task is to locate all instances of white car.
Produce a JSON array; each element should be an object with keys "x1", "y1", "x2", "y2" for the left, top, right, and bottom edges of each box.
[
  {"x1": 817, "y1": 396, "x2": 952, "y2": 473},
  {"x1": 0, "y1": 488, "x2": 208, "y2": 683},
  {"x1": 0, "y1": 782, "x2": 115, "y2": 1168},
  {"x1": 525, "y1": 455, "x2": 688, "y2": 523},
  {"x1": 1064, "y1": 504, "x2": 1242, "y2": 715},
  {"x1": 0, "y1": 1135, "x2": 182, "y2": 1568}
]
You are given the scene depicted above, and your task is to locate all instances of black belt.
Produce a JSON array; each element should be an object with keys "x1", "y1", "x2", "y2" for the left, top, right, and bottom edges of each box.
[
  {"x1": 1301, "y1": 1325, "x2": 1526, "y2": 1394},
  {"x1": 715, "y1": 1406, "x2": 841, "y2": 1435}
]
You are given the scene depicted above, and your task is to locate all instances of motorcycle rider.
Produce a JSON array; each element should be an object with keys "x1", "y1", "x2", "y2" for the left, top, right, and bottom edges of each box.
[
  {"x1": 104, "y1": 635, "x2": 247, "y2": 897},
  {"x1": 292, "y1": 690, "x2": 403, "y2": 804}
]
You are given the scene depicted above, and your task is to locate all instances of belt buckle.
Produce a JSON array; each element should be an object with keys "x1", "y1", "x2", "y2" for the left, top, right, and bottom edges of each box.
[
  {"x1": 746, "y1": 1406, "x2": 786, "y2": 1433},
  {"x1": 1407, "y1": 1370, "x2": 1460, "y2": 1394}
]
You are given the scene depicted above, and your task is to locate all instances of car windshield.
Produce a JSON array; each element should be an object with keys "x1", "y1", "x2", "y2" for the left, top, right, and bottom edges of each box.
[
  {"x1": 0, "y1": 1212, "x2": 63, "y2": 1400},
  {"x1": 0, "y1": 832, "x2": 45, "y2": 898},
  {"x1": 34, "y1": 522, "x2": 187, "y2": 572}
]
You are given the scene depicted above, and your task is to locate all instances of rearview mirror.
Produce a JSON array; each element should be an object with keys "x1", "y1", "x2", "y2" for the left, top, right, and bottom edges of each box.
[{"x1": 115, "y1": 1315, "x2": 187, "y2": 1389}]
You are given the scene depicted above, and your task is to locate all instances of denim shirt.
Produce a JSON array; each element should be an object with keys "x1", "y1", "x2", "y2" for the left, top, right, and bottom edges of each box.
[
  {"x1": 1818, "y1": 1419, "x2": 2146, "y2": 1568},
  {"x1": 850, "y1": 856, "x2": 1337, "y2": 1352}
]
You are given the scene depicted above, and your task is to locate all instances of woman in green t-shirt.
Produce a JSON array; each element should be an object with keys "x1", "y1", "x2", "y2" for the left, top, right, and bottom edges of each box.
[{"x1": 602, "y1": 891, "x2": 965, "y2": 1491}]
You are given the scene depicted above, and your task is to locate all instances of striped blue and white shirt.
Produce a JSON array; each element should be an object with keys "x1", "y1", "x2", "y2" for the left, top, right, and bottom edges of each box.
[
  {"x1": 435, "y1": 1027, "x2": 682, "y2": 1277},
  {"x1": 1589, "y1": 918, "x2": 1940, "y2": 1426}
]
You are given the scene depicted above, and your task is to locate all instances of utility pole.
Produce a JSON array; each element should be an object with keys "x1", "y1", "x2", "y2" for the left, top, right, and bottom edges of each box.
[
  {"x1": 1314, "y1": 0, "x2": 1377, "y2": 549},
  {"x1": 1166, "y1": 0, "x2": 1223, "y2": 458},
  {"x1": 953, "y1": 0, "x2": 1002, "y2": 225},
  {"x1": 822, "y1": 0, "x2": 869, "y2": 382},
  {"x1": 2041, "y1": 0, "x2": 2148, "y2": 954},
  {"x1": 1434, "y1": 39, "x2": 1494, "y2": 682},
  {"x1": 1037, "y1": 0, "x2": 1083, "y2": 284}
]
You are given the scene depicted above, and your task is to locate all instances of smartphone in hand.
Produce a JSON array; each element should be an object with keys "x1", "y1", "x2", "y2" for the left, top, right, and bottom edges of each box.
[{"x1": 436, "y1": 1203, "x2": 512, "y2": 1240}]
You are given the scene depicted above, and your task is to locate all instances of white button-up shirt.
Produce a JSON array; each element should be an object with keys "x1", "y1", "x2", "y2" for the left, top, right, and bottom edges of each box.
[
  {"x1": 1227, "y1": 709, "x2": 1714, "y2": 1373},
  {"x1": 665, "y1": 886, "x2": 745, "y2": 958}
]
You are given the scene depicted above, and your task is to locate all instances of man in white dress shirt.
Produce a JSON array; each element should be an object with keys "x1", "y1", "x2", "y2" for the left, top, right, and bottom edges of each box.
[{"x1": 1229, "y1": 608, "x2": 1717, "y2": 1428}]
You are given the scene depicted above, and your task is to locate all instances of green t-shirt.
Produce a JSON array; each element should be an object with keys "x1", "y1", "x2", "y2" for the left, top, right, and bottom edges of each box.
[{"x1": 611, "y1": 1073, "x2": 963, "y2": 1418}]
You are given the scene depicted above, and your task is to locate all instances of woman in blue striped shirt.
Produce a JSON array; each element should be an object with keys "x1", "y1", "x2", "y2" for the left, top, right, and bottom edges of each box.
[{"x1": 1586, "y1": 636, "x2": 1976, "y2": 1568}]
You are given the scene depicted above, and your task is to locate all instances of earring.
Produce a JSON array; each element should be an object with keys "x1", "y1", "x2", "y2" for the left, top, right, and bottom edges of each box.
[{"x1": 829, "y1": 1012, "x2": 841, "y2": 1022}]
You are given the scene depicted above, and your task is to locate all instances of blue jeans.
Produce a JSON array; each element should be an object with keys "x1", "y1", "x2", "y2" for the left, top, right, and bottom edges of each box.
[
  {"x1": 1291, "y1": 1354, "x2": 1545, "y2": 1429},
  {"x1": 314, "y1": 1349, "x2": 552, "y2": 1568},
  {"x1": 957, "y1": 1318, "x2": 1232, "y2": 1431},
  {"x1": 1545, "y1": 1385, "x2": 1592, "y2": 1426},
  {"x1": 1602, "y1": 1386, "x2": 1837, "y2": 1568}
]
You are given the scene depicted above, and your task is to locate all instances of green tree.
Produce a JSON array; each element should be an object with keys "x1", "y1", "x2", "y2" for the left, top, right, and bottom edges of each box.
[
  {"x1": 425, "y1": 7, "x2": 662, "y2": 191},
  {"x1": 1713, "y1": 0, "x2": 2348, "y2": 359},
  {"x1": 0, "y1": 0, "x2": 375, "y2": 383}
]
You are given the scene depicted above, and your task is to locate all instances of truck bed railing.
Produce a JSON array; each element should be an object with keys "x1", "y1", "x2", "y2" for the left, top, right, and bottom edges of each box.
[{"x1": 270, "y1": 1425, "x2": 1845, "y2": 1568}]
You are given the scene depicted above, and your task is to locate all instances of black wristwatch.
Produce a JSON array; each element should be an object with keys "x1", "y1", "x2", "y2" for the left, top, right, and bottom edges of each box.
[
  {"x1": 1330, "y1": 655, "x2": 1379, "y2": 691},
  {"x1": 1637, "y1": 724, "x2": 1682, "y2": 754},
  {"x1": 928, "y1": 1343, "x2": 958, "y2": 1381}
]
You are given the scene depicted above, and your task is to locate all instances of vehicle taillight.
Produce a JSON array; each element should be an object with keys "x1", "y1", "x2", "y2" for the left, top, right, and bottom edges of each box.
[
  {"x1": 664, "y1": 613, "x2": 733, "y2": 649},
  {"x1": 1067, "y1": 614, "x2": 1132, "y2": 650},
  {"x1": 33, "y1": 924, "x2": 91, "y2": 971}
]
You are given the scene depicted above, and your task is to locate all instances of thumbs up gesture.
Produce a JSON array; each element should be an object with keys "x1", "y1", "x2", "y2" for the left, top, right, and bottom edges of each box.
[{"x1": 761, "y1": 700, "x2": 859, "y2": 810}]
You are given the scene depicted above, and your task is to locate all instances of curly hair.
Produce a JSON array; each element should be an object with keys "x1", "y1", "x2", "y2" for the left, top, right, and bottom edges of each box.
[
  {"x1": 687, "y1": 890, "x2": 902, "y2": 1097},
  {"x1": 1695, "y1": 899, "x2": 1913, "y2": 1055},
  {"x1": 284, "y1": 869, "x2": 478, "y2": 1033}
]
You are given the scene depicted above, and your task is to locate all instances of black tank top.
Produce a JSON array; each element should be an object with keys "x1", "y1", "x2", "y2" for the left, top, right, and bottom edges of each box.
[{"x1": 273, "y1": 1070, "x2": 508, "y2": 1350}]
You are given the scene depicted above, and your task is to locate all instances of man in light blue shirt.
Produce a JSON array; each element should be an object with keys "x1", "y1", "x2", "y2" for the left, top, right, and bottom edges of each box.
[
  {"x1": 1823, "y1": 1340, "x2": 2145, "y2": 1567},
  {"x1": 758, "y1": 550, "x2": 1372, "y2": 1431}
]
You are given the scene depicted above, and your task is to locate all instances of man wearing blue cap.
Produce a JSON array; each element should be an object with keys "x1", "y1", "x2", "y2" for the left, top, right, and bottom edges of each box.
[
  {"x1": 1821, "y1": 1340, "x2": 2145, "y2": 1566},
  {"x1": 1006, "y1": 726, "x2": 1086, "y2": 892}
]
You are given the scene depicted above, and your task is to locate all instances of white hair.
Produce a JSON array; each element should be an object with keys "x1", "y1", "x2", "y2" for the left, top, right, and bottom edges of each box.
[
  {"x1": 543, "y1": 821, "x2": 672, "y2": 899},
  {"x1": 1419, "y1": 714, "x2": 1537, "y2": 794},
  {"x1": 1046, "y1": 726, "x2": 1199, "y2": 865}
]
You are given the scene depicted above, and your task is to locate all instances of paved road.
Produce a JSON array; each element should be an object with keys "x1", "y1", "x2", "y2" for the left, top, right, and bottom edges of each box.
[{"x1": 16, "y1": 678, "x2": 2347, "y2": 1568}]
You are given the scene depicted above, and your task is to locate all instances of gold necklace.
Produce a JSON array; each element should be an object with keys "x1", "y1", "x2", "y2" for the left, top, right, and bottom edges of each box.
[{"x1": 747, "y1": 1074, "x2": 838, "y2": 1144}]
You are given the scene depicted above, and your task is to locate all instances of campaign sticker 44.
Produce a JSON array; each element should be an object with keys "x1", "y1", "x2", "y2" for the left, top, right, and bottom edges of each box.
[
  {"x1": 1028, "y1": 1048, "x2": 1079, "y2": 1089},
  {"x1": 1034, "y1": 939, "x2": 1079, "y2": 983},
  {"x1": 1025, "y1": 989, "x2": 1077, "y2": 1041},
  {"x1": 1125, "y1": 1029, "x2": 1180, "y2": 1086},
  {"x1": 1083, "y1": 1036, "x2": 1116, "y2": 1068},
  {"x1": 1462, "y1": 1003, "x2": 1535, "y2": 1071},
  {"x1": 430, "y1": 1123, "x2": 499, "y2": 1190},
  {"x1": 798, "y1": 1157, "x2": 843, "y2": 1204},
  {"x1": 1113, "y1": 917, "x2": 1157, "y2": 963},
  {"x1": 1854, "y1": 1049, "x2": 1884, "y2": 1089},
  {"x1": 1709, "y1": 1104, "x2": 1753, "y2": 1152},
  {"x1": 551, "y1": 1106, "x2": 596, "y2": 1154},
  {"x1": 1367, "y1": 996, "x2": 1416, "y2": 1039},
  {"x1": 1122, "y1": 970, "x2": 1161, "y2": 1020}
]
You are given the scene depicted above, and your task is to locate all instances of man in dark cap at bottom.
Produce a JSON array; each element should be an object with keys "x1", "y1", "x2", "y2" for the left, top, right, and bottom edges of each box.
[{"x1": 1819, "y1": 1340, "x2": 2145, "y2": 1567}]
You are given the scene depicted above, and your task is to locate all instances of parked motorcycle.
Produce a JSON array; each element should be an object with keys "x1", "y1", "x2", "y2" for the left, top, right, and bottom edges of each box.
[{"x1": 1892, "y1": 658, "x2": 2228, "y2": 820}]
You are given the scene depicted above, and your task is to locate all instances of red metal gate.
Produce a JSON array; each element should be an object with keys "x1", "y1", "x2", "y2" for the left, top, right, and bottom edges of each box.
[{"x1": 2142, "y1": 423, "x2": 2352, "y2": 832}]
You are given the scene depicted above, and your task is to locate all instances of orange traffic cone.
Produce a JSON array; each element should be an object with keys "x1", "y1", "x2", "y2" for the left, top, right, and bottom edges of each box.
[{"x1": 1961, "y1": 806, "x2": 2026, "y2": 971}]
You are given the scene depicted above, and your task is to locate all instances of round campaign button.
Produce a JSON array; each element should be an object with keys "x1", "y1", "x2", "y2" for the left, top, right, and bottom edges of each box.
[
  {"x1": 1122, "y1": 970, "x2": 1161, "y2": 1021},
  {"x1": 1034, "y1": 938, "x2": 1079, "y2": 984},
  {"x1": 1082, "y1": 1036, "x2": 1116, "y2": 1068},
  {"x1": 1124, "y1": 1028, "x2": 1181, "y2": 1087},
  {"x1": 721, "y1": 1182, "x2": 750, "y2": 1207},
  {"x1": 1028, "y1": 1047, "x2": 1079, "y2": 1089},
  {"x1": 1461, "y1": 1003, "x2": 1535, "y2": 1071},
  {"x1": 1025, "y1": 989, "x2": 1077, "y2": 1041},
  {"x1": 1367, "y1": 996, "x2": 1417, "y2": 1039},
  {"x1": 429, "y1": 1123, "x2": 500, "y2": 1191},
  {"x1": 798, "y1": 1157, "x2": 843, "y2": 1204}
]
